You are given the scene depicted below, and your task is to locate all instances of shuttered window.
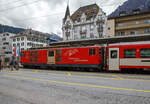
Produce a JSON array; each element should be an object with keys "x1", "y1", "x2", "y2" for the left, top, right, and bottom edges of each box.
[
  {"x1": 56, "y1": 57, "x2": 62, "y2": 62},
  {"x1": 89, "y1": 48, "x2": 96, "y2": 55},
  {"x1": 56, "y1": 50, "x2": 62, "y2": 55}
]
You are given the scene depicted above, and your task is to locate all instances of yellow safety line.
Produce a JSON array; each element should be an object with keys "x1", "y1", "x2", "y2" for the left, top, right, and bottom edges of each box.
[
  {"x1": 79, "y1": 72, "x2": 150, "y2": 78},
  {"x1": 3, "y1": 74, "x2": 150, "y2": 93}
]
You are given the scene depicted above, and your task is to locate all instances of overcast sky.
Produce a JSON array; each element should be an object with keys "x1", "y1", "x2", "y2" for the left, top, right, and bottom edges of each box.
[{"x1": 0, "y1": 0, "x2": 127, "y2": 37}]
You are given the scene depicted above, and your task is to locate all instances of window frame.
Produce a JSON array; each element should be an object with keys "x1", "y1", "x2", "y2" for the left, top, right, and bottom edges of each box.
[
  {"x1": 110, "y1": 50, "x2": 118, "y2": 59},
  {"x1": 124, "y1": 49, "x2": 136, "y2": 58},
  {"x1": 140, "y1": 48, "x2": 150, "y2": 58},
  {"x1": 48, "y1": 50, "x2": 54, "y2": 57}
]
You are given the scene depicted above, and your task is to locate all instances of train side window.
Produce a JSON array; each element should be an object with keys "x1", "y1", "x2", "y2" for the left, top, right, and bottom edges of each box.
[
  {"x1": 21, "y1": 52, "x2": 25, "y2": 57},
  {"x1": 48, "y1": 51, "x2": 54, "y2": 57},
  {"x1": 89, "y1": 48, "x2": 95, "y2": 56},
  {"x1": 89, "y1": 49, "x2": 92, "y2": 55},
  {"x1": 111, "y1": 50, "x2": 117, "y2": 58},
  {"x1": 30, "y1": 51, "x2": 32, "y2": 56},
  {"x1": 30, "y1": 51, "x2": 38, "y2": 56},
  {"x1": 124, "y1": 49, "x2": 136, "y2": 58},
  {"x1": 99, "y1": 49, "x2": 102, "y2": 55},
  {"x1": 92, "y1": 49, "x2": 95, "y2": 55},
  {"x1": 30, "y1": 57, "x2": 33, "y2": 62},
  {"x1": 56, "y1": 50, "x2": 62, "y2": 55},
  {"x1": 140, "y1": 48, "x2": 150, "y2": 58}
]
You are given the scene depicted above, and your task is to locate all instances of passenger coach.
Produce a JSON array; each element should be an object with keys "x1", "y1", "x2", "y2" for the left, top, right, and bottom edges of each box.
[{"x1": 107, "y1": 41, "x2": 150, "y2": 71}]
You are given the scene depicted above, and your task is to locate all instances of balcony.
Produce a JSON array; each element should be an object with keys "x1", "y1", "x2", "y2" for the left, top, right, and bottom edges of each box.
[
  {"x1": 116, "y1": 22, "x2": 150, "y2": 30},
  {"x1": 96, "y1": 19, "x2": 105, "y2": 24},
  {"x1": 97, "y1": 27, "x2": 103, "y2": 32},
  {"x1": 80, "y1": 30, "x2": 87, "y2": 34},
  {"x1": 64, "y1": 24, "x2": 71, "y2": 30},
  {"x1": 65, "y1": 32, "x2": 70, "y2": 37}
]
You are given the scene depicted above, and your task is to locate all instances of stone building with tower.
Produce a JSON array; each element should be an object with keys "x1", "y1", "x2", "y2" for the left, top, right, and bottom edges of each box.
[{"x1": 62, "y1": 4, "x2": 107, "y2": 41}]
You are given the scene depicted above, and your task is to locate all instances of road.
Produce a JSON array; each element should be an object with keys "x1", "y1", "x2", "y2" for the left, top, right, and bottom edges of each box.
[{"x1": 0, "y1": 68, "x2": 150, "y2": 104}]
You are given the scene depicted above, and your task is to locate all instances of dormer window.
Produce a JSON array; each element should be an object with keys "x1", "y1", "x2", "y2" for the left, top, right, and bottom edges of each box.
[
  {"x1": 92, "y1": 7, "x2": 97, "y2": 13},
  {"x1": 85, "y1": 11, "x2": 88, "y2": 15},
  {"x1": 119, "y1": 11, "x2": 127, "y2": 16},
  {"x1": 133, "y1": 9, "x2": 140, "y2": 14}
]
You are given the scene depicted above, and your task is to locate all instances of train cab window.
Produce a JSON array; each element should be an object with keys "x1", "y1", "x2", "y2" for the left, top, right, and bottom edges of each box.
[
  {"x1": 89, "y1": 48, "x2": 96, "y2": 55},
  {"x1": 48, "y1": 51, "x2": 54, "y2": 57},
  {"x1": 111, "y1": 50, "x2": 117, "y2": 58},
  {"x1": 56, "y1": 50, "x2": 62, "y2": 55},
  {"x1": 140, "y1": 48, "x2": 150, "y2": 58},
  {"x1": 124, "y1": 49, "x2": 136, "y2": 58}
]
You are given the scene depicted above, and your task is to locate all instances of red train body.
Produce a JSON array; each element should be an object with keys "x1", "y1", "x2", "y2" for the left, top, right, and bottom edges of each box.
[
  {"x1": 21, "y1": 46, "x2": 104, "y2": 69},
  {"x1": 20, "y1": 41, "x2": 150, "y2": 71}
]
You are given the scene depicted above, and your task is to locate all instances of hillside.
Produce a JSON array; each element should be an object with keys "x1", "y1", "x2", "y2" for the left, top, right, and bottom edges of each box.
[
  {"x1": 0, "y1": 24, "x2": 24, "y2": 34},
  {"x1": 0, "y1": 24, "x2": 61, "y2": 41}
]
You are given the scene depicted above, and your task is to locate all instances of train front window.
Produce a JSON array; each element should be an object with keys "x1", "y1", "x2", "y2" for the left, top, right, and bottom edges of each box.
[
  {"x1": 140, "y1": 48, "x2": 150, "y2": 58},
  {"x1": 111, "y1": 50, "x2": 117, "y2": 58},
  {"x1": 124, "y1": 49, "x2": 136, "y2": 58},
  {"x1": 48, "y1": 51, "x2": 54, "y2": 57}
]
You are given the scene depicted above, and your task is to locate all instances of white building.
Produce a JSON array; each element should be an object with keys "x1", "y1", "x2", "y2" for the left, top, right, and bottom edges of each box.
[
  {"x1": 62, "y1": 4, "x2": 107, "y2": 41},
  {"x1": 0, "y1": 32, "x2": 15, "y2": 58},
  {"x1": 0, "y1": 32, "x2": 16, "y2": 64},
  {"x1": 11, "y1": 29, "x2": 50, "y2": 54}
]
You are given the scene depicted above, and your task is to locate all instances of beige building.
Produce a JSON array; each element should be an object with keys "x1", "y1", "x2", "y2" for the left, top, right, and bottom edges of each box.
[{"x1": 106, "y1": 11, "x2": 150, "y2": 37}]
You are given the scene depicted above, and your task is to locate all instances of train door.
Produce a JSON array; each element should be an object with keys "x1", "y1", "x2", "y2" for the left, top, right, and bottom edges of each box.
[
  {"x1": 47, "y1": 50, "x2": 55, "y2": 64},
  {"x1": 109, "y1": 48, "x2": 120, "y2": 71}
]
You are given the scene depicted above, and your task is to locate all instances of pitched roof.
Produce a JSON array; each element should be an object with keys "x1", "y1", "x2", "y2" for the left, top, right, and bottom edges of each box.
[
  {"x1": 71, "y1": 4, "x2": 99, "y2": 22},
  {"x1": 109, "y1": 0, "x2": 150, "y2": 18},
  {"x1": 63, "y1": 5, "x2": 70, "y2": 23}
]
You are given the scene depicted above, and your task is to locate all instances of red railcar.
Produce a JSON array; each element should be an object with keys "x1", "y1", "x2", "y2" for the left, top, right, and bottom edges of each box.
[
  {"x1": 20, "y1": 46, "x2": 104, "y2": 69},
  {"x1": 107, "y1": 42, "x2": 150, "y2": 71}
]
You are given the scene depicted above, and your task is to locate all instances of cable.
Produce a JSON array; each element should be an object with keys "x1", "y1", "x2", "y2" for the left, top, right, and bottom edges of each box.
[
  {"x1": 0, "y1": 0, "x2": 26, "y2": 6},
  {"x1": 14, "y1": 12, "x2": 65, "y2": 22},
  {"x1": 0, "y1": 0, "x2": 41, "y2": 13}
]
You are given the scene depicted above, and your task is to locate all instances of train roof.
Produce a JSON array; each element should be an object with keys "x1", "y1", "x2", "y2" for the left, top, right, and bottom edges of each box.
[
  {"x1": 25, "y1": 33, "x2": 150, "y2": 50},
  {"x1": 52, "y1": 33, "x2": 150, "y2": 45},
  {"x1": 26, "y1": 44, "x2": 104, "y2": 51},
  {"x1": 108, "y1": 41, "x2": 150, "y2": 46}
]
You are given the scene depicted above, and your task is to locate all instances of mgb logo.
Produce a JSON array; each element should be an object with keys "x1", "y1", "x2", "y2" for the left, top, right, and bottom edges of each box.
[{"x1": 64, "y1": 49, "x2": 79, "y2": 56}]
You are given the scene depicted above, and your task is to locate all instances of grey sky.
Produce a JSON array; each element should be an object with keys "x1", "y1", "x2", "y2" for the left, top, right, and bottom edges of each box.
[{"x1": 0, "y1": 0, "x2": 127, "y2": 37}]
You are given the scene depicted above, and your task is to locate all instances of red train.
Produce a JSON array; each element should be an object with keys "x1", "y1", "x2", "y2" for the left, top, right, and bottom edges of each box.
[{"x1": 20, "y1": 41, "x2": 150, "y2": 71}]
